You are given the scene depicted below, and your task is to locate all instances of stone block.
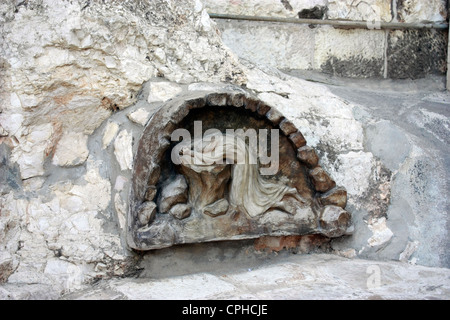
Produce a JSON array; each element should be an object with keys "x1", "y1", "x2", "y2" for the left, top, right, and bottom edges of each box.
[
  {"x1": 328, "y1": 0, "x2": 392, "y2": 22},
  {"x1": 319, "y1": 205, "x2": 351, "y2": 238},
  {"x1": 216, "y1": 20, "x2": 315, "y2": 70},
  {"x1": 309, "y1": 167, "x2": 336, "y2": 192},
  {"x1": 52, "y1": 132, "x2": 89, "y2": 167},
  {"x1": 297, "y1": 146, "x2": 319, "y2": 168},
  {"x1": 387, "y1": 29, "x2": 448, "y2": 79},
  {"x1": 314, "y1": 26, "x2": 386, "y2": 78},
  {"x1": 289, "y1": 131, "x2": 307, "y2": 148},
  {"x1": 397, "y1": 0, "x2": 447, "y2": 23},
  {"x1": 318, "y1": 187, "x2": 347, "y2": 209}
]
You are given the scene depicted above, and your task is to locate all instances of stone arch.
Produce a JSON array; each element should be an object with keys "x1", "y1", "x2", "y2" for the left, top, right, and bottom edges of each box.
[{"x1": 127, "y1": 88, "x2": 350, "y2": 250}]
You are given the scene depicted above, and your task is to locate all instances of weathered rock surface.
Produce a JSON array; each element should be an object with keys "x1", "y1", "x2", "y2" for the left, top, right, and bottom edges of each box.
[
  {"x1": 0, "y1": 0, "x2": 245, "y2": 180},
  {"x1": 157, "y1": 176, "x2": 189, "y2": 213},
  {"x1": 127, "y1": 108, "x2": 150, "y2": 127},
  {"x1": 309, "y1": 167, "x2": 336, "y2": 192},
  {"x1": 0, "y1": 0, "x2": 447, "y2": 299},
  {"x1": 212, "y1": 1, "x2": 447, "y2": 79},
  {"x1": 169, "y1": 204, "x2": 192, "y2": 220},
  {"x1": 59, "y1": 254, "x2": 450, "y2": 300},
  {"x1": 328, "y1": 0, "x2": 392, "y2": 22},
  {"x1": 52, "y1": 132, "x2": 89, "y2": 167},
  {"x1": 203, "y1": 0, "x2": 329, "y2": 18},
  {"x1": 397, "y1": 0, "x2": 447, "y2": 23},
  {"x1": 114, "y1": 130, "x2": 133, "y2": 171},
  {"x1": 147, "y1": 82, "x2": 183, "y2": 103},
  {"x1": 128, "y1": 88, "x2": 350, "y2": 250}
]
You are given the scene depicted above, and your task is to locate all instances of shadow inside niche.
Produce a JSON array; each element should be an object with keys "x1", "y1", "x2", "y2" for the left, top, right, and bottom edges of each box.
[{"x1": 136, "y1": 237, "x2": 330, "y2": 279}]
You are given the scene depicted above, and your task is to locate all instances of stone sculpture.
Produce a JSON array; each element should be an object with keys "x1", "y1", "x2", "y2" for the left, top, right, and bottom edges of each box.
[
  {"x1": 176, "y1": 132, "x2": 308, "y2": 218},
  {"x1": 127, "y1": 89, "x2": 352, "y2": 250}
]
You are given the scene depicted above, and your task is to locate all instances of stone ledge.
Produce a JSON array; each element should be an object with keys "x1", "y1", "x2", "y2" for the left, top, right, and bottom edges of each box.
[{"x1": 58, "y1": 253, "x2": 450, "y2": 300}]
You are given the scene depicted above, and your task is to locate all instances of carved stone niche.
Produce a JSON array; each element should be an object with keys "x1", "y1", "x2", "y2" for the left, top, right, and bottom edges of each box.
[{"x1": 127, "y1": 89, "x2": 352, "y2": 250}]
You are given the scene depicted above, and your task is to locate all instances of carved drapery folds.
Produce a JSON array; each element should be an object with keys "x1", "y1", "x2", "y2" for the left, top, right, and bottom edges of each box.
[{"x1": 128, "y1": 89, "x2": 351, "y2": 250}]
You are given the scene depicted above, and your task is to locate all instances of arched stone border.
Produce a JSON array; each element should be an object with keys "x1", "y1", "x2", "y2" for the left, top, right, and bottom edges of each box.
[{"x1": 127, "y1": 89, "x2": 349, "y2": 250}]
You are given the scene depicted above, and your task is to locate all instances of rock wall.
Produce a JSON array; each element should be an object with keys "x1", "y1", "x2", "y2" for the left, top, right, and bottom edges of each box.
[
  {"x1": 0, "y1": 0, "x2": 245, "y2": 296},
  {"x1": 202, "y1": 0, "x2": 448, "y2": 23},
  {"x1": 0, "y1": 0, "x2": 448, "y2": 298},
  {"x1": 203, "y1": 0, "x2": 448, "y2": 79}
]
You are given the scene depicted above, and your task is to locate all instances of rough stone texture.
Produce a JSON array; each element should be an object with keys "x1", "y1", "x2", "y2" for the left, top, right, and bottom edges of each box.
[
  {"x1": 61, "y1": 254, "x2": 450, "y2": 300},
  {"x1": 289, "y1": 132, "x2": 307, "y2": 148},
  {"x1": 0, "y1": 161, "x2": 128, "y2": 294},
  {"x1": 314, "y1": 27, "x2": 386, "y2": 78},
  {"x1": 387, "y1": 29, "x2": 448, "y2": 79},
  {"x1": 137, "y1": 201, "x2": 157, "y2": 226},
  {"x1": 0, "y1": 0, "x2": 448, "y2": 299},
  {"x1": 0, "y1": 144, "x2": 21, "y2": 195},
  {"x1": 319, "y1": 205, "x2": 352, "y2": 238},
  {"x1": 114, "y1": 130, "x2": 133, "y2": 171},
  {"x1": 127, "y1": 108, "x2": 150, "y2": 127},
  {"x1": 298, "y1": 5, "x2": 328, "y2": 19},
  {"x1": 397, "y1": 0, "x2": 448, "y2": 23},
  {"x1": 316, "y1": 73, "x2": 449, "y2": 268},
  {"x1": 318, "y1": 187, "x2": 348, "y2": 209},
  {"x1": 203, "y1": 0, "x2": 328, "y2": 18},
  {"x1": 0, "y1": 0, "x2": 245, "y2": 180},
  {"x1": 202, "y1": 199, "x2": 229, "y2": 218},
  {"x1": 0, "y1": 0, "x2": 248, "y2": 294},
  {"x1": 328, "y1": 0, "x2": 392, "y2": 22},
  {"x1": 168, "y1": 204, "x2": 192, "y2": 220},
  {"x1": 297, "y1": 146, "x2": 319, "y2": 168},
  {"x1": 367, "y1": 217, "x2": 394, "y2": 247},
  {"x1": 157, "y1": 175, "x2": 189, "y2": 213},
  {"x1": 8, "y1": 123, "x2": 54, "y2": 179},
  {"x1": 211, "y1": 1, "x2": 447, "y2": 79},
  {"x1": 324, "y1": 151, "x2": 374, "y2": 203},
  {"x1": 52, "y1": 132, "x2": 89, "y2": 167},
  {"x1": 0, "y1": 251, "x2": 14, "y2": 283},
  {"x1": 279, "y1": 119, "x2": 297, "y2": 136},
  {"x1": 128, "y1": 88, "x2": 349, "y2": 250},
  {"x1": 147, "y1": 82, "x2": 183, "y2": 103},
  {"x1": 102, "y1": 121, "x2": 120, "y2": 149},
  {"x1": 205, "y1": 0, "x2": 446, "y2": 24},
  {"x1": 309, "y1": 167, "x2": 336, "y2": 192},
  {"x1": 216, "y1": 20, "x2": 315, "y2": 70}
]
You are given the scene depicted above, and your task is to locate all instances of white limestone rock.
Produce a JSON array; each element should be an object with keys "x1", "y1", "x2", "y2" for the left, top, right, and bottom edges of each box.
[
  {"x1": 249, "y1": 68, "x2": 364, "y2": 153},
  {"x1": 398, "y1": 0, "x2": 447, "y2": 23},
  {"x1": 202, "y1": 0, "x2": 328, "y2": 18},
  {"x1": 0, "y1": 0, "x2": 245, "y2": 181},
  {"x1": 52, "y1": 132, "x2": 89, "y2": 167},
  {"x1": 127, "y1": 108, "x2": 151, "y2": 126},
  {"x1": 114, "y1": 193, "x2": 127, "y2": 230},
  {"x1": 328, "y1": 0, "x2": 392, "y2": 22},
  {"x1": 324, "y1": 152, "x2": 375, "y2": 200},
  {"x1": 0, "y1": 113, "x2": 23, "y2": 136},
  {"x1": 44, "y1": 259, "x2": 86, "y2": 291},
  {"x1": 0, "y1": 250, "x2": 13, "y2": 283},
  {"x1": 10, "y1": 123, "x2": 54, "y2": 179},
  {"x1": 217, "y1": 20, "x2": 315, "y2": 70},
  {"x1": 367, "y1": 217, "x2": 394, "y2": 247},
  {"x1": 1, "y1": 161, "x2": 128, "y2": 291},
  {"x1": 102, "y1": 121, "x2": 120, "y2": 149},
  {"x1": 147, "y1": 82, "x2": 183, "y2": 103},
  {"x1": 314, "y1": 27, "x2": 386, "y2": 71},
  {"x1": 114, "y1": 130, "x2": 133, "y2": 171}
]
